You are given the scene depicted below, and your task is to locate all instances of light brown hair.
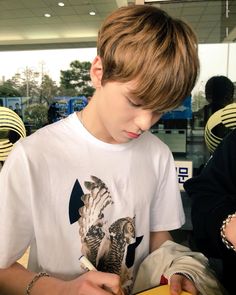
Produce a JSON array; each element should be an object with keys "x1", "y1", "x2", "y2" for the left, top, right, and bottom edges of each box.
[{"x1": 97, "y1": 5, "x2": 199, "y2": 112}]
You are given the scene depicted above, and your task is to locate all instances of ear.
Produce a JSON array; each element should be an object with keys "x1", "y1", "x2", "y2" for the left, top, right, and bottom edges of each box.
[{"x1": 90, "y1": 56, "x2": 103, "y2": 88}]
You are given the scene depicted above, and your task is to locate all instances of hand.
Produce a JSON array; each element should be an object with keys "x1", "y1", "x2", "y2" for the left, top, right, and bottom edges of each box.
[
  {"x1": 58, "y1": 270, "x2": 124, "y2": 295},
  {"x1": 224, "y1": 215, "x2": 236, "y2": 248},
  {"x1": 169, "y1": 273, "x2": 199, "y2": 295}
]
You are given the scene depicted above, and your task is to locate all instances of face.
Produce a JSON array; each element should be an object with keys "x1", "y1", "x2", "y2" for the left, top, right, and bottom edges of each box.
[{"x1": 94, "y1": 80, "x2": 163, "y2": 144}]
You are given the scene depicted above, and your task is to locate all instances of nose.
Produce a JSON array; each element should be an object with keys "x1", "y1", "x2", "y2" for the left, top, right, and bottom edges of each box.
[{"x1": 135, "y1": 109, "x2": 160, "y2": 131}]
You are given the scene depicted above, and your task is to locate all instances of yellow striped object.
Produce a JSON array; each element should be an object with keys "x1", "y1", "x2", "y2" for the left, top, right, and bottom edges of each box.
[
  {"x1": 0, "y1": 106, "x2": 26, "y2": 161},
  {"x1": 205, "y1": 103, "x2": 236, "y2": 154}
]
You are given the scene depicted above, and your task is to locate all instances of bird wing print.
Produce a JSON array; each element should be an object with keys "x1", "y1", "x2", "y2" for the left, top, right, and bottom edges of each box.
[
  {"x1": 78, "y1": 175, "x2": 136, "y2": 294},
  {"x1": 78, "y1": 175, "x2": 113, "y2": 265}
]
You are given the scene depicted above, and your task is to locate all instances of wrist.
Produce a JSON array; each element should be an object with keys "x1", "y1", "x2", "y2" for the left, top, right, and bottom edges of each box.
[
  {"x1": 220, "y1": 213, "x2": 236, "y2": 252},
  {"x1": 26, "y1": 272, "x2": 50, "y2": 295},
  {"x1": 27, "y1": 273, "x2": 65, "y2": 295}
]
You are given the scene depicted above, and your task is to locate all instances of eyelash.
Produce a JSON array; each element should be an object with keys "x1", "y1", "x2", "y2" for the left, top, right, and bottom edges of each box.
[
  {"x1": 127, "y1": 98, "x2": 142, "y2": 108},
  {"x1": 127, "y1": 97, "x2": 164, "y2": 115}
]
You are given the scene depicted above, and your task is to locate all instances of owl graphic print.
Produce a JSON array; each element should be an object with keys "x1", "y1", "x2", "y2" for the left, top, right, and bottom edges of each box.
[{"x1": 69, "y1": 175, "x2": 144, "y2": 294}]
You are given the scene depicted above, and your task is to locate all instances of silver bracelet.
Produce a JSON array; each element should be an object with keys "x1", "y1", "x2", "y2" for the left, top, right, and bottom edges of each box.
[
  {"x1": 25, "y1": 272, "x2": 50, "y2": 295},
  {"x1": 220, "y1": 213, "x2": 236, "y2": 252}
]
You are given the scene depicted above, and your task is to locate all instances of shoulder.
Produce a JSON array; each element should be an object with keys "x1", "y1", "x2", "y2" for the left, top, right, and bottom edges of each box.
[
  {"x1": 210, "y1": 127, "x2": 236, "y2": 155},
  {"x1": 12, "y1": 114, "x2": 79, "y2": 159},
  {"x1": 224, "y1": 128, "x2": 236, "y2": 142},
  {"x1": 139, "y1": 131, "x2": 173, "y2": 164},
  {"x1": 24, "y1": 113, "x2": 77, "y2": 143},
  {"x1": 142, "y1": 131, "x2": 169, "y2": 148}
]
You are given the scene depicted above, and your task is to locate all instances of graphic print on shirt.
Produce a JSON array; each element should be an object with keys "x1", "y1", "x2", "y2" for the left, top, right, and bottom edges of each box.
[{"x1": 69, "y1": 175, "x2": 143, "y2": 294}]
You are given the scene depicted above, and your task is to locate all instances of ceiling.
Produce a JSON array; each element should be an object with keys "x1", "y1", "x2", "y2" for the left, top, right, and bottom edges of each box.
[{"x1": 0, "y1": 0, "x2": 235, "y2": 51}]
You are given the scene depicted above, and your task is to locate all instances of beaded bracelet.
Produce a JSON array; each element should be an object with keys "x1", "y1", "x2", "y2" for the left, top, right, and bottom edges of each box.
[
  {"x1": 220, "y1": 213, "x2": 236, "y2": 252},
  {"x1": 25, "y1": 272, "x2": 50, "y2": 295}
]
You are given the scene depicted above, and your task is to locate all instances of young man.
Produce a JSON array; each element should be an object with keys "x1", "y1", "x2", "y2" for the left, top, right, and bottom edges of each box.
[{"x1": 0, "y1": 5, "x2": 202, "y2": 295}]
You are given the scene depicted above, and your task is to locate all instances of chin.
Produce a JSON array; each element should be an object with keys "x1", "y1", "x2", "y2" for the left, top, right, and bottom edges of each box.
[
  {"x1": 109, "y1": 137, "x2": 127, "y2": 144},
  {"x1": 119, "y1": 138, "x2": 132, "y2": 144}
]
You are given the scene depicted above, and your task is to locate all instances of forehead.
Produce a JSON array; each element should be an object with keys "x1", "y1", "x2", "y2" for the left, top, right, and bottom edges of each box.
[
  {"x1": 106, "y1": 79, "x2": 138, "y2": 95},
  {"x1": 119, "y1": 80, "x2": 173, "y2": 113},
  {"x1": 120, "y1": 80, "x2": 139, "y2": 94}
]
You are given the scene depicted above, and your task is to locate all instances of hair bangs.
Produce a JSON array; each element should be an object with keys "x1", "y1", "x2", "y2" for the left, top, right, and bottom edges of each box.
[{"x1": 98, "y1": 5, "x2": 199, "y2": 112}]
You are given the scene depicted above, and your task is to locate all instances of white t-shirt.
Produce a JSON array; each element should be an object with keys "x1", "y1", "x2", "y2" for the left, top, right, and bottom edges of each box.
[{"x1": 0, "y1": 112, "x2": 185, "y2": 293}]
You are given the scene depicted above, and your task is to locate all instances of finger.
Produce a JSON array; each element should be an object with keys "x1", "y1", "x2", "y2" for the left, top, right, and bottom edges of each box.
[
  {"x1": 169, "y1": 274, "x2": 183, "y2": 295},
  {"x1": 179, "y1": 275, "x2": 198, "y2": 295},
  {"x1": 103, "y1": 284, "x2": 123, "y2": 295},
  {"x1": 102, "y1": 279, "x2": 124, "y2": 295},
  {"x1": 170, "y1": 274, "x2": 199, "y2": 295},
  {"x1": 185, "y1": 283, "x2": 198, "y2": 295},
  {"x1": 86, "y1": 271, "x2": 123, "y2": 294},
  {"x1": 78, "y1": 278, "x2": 121, "y2": 295}
]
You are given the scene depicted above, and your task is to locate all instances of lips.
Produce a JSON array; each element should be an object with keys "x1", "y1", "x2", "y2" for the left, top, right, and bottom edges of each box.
[{"x1": 126, "y1": 131, "x2": 141, "y2": 139}]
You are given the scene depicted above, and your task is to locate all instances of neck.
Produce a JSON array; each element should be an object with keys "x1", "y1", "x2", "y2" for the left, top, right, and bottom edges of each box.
[
  {"x1": 79, "y1": 109, "x2": 84, "y2": 127},
  {"x1": 77, "y1": 108, "x2": 116, "y2": 144}
]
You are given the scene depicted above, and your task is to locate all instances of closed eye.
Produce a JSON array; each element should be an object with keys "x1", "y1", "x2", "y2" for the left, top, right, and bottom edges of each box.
[{"x1": 127, "y1": 97, "x2": 142, "y2": 108}]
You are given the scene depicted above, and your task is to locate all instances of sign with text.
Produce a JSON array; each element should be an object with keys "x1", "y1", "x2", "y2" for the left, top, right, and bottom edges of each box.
[{"x1": 175, "y1": 160, "x2": 193, "y2": 191}]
